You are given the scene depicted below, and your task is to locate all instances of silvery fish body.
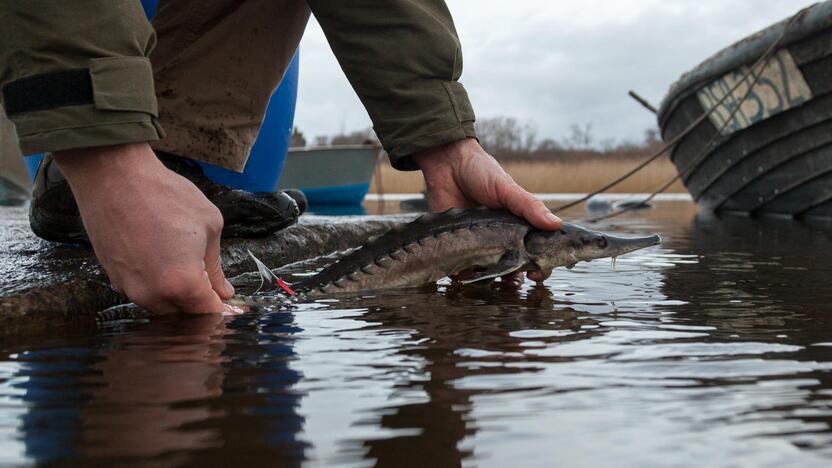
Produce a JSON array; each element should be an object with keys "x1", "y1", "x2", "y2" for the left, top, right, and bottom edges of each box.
[{"x1": 293, "y1": 208, "x2": 661, "y2": 296}]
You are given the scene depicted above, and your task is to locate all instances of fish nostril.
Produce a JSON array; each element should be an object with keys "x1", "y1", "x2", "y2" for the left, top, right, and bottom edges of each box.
[{"x1": 596, "y1": 237, "x2": 608, "y2": 249}]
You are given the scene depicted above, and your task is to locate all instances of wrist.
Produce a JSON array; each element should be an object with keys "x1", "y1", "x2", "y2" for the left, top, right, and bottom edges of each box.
[
  {"x1": 412, "y1": 137, "x2": 478, "y2": 173},
  {"x1": 54, "y1": 143, "x2": 161, "y2": 193}
]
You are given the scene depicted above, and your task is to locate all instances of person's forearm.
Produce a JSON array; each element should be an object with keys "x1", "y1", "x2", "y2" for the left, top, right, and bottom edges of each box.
[
  {"x1": 55, "y1": 143, "x2": 158, "y2": 189},
  {"x1": 307, "y1": 0, "x2": 476, "y2": 170}
]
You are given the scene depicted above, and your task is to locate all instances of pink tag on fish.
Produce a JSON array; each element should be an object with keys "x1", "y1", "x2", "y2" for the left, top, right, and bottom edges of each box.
[{"x1": 275, "y1": 277, "x2": 296, "y2": 297}]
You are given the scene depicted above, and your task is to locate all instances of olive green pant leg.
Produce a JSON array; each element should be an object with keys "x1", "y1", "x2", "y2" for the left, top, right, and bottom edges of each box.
[
  {"x1": 307, "y1": 0, "x2": 478, "y2": 170},
  {"x1": 0, "y1": 105, "x2": 31, "y2": 192},
  {"x1": 0, "y1": 1, "x2": 163, "y2": 155},
  {"x1": 149, "y1": 0, "x2": 310, "y2": 172}
]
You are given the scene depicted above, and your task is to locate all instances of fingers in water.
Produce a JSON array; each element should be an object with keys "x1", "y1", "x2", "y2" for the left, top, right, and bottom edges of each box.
[
  {"x1": 224, "y1": 303, "x2": 248, "y2": 315},
  {"x1": 500, "y1": 271, "x2": 525, "y2": 288},
  {"x1": 205, "y1": 237, "x2": 235, "y2": 300},
  {"x1": 527, "y1": 269, "x2": 553, "y2": 284}
]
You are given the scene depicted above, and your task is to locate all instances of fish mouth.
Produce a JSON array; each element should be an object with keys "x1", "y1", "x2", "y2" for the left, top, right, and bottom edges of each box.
[{"x1": 604, "y1": 233, "x2": 662, "y2": 257}]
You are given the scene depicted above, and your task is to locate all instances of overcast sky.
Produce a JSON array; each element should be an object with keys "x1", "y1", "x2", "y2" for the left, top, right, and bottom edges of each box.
[{"x1": 294, "y1": 0, "x2": 816, "y2": 146}]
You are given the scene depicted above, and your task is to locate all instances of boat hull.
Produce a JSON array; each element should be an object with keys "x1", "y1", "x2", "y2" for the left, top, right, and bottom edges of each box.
[
  {"x1": 277, "y1": 145, "x2": 379, "y2": 205},
  {"x1": 658, "y1": 2, "x2": 832, "y2": 219}
]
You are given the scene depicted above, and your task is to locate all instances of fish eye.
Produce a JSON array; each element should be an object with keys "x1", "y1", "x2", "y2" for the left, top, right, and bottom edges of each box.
[{"x1": 595, "y1": 237, "x2": 608, "y2": 249}]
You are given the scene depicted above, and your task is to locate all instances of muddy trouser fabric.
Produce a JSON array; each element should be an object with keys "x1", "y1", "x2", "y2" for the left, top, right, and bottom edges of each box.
[{"x1": 0, "y1": 0, "x2": 477, "y2": 172}]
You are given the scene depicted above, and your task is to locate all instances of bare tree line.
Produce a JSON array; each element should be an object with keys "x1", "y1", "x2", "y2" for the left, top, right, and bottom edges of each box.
[
  {"x1": 291, "y1": 116, "x2": 663, "y2": 161},
  {"x1": 475, "y1": 117, "x2": 663, "y2": 160}
]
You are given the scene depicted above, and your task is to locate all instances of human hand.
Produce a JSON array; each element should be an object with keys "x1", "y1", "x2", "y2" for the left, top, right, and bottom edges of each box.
[
  {"x1": 412, "y1": 138, "x2": 561, "y2": 284},
  {"x1": 55, "y1": 143, "x2": 235, "y2": 314}
]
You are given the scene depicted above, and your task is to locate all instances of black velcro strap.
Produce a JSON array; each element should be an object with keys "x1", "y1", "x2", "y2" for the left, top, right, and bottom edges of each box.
[{"x1": 2, "y1": 69, "x2": 93, "y2": 117}]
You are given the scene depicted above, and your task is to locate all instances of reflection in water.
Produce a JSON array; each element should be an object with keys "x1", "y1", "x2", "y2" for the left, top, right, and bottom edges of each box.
[
  {"x1": 351, "y1": 286, "x2": 598, "y2": 467},
  {"x1": 14, "y1": 346, "x2": 93, "y2": 464},
  {"x1": 1, "y1": 201, "x2": 832, "y2": 466},
  {"x1": 676, "y1": 212, "x2": 832, "y2": 340},
  {"x1": 80, "y1": 315, "x2": 229, "y2": 460},
  {"x1": 2, "y1": 313, "x2": 306, "y2": 466}
]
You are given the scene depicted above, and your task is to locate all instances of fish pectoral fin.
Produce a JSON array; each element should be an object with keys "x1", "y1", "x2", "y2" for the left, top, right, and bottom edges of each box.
[{"x1": 460, "y1": 250, "x2": 526, "y2": 285}]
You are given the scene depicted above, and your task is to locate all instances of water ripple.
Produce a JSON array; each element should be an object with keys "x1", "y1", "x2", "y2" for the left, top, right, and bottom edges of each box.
[{"x1": 1, "y1": 202, "x2": 832, "y2": 466}]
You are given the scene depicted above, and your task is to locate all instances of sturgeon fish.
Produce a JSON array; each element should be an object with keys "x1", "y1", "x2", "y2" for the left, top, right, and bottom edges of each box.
[
  {"x1": 250, "y1": 208, "x2": 661, "y2": 298},
  {"x1": 97, "y1": 208, "x2": 661, "y2": 321}
]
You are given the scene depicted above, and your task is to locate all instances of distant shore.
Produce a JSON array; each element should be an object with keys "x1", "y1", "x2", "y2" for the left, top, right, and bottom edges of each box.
[{"x1": 368, "y1": 153, "x2": 686, "y2": 195}]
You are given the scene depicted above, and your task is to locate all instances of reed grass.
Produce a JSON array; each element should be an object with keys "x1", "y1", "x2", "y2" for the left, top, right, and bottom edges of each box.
[{"x1": 368, "y1": 153, "x2": 686, "y2": 194}]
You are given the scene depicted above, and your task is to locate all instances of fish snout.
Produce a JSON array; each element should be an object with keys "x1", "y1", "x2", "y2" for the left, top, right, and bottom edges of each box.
[{"x1": 603, "y1": 233, "x2": 662, "y2": 257}]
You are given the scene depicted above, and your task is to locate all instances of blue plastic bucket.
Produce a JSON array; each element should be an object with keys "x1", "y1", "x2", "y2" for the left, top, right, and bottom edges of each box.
[
  {"x1": 24, "y1": 0, "x2": 297, "y2": 193},
  {"x1": 198, "y1": 54, "x2": 297, "y2": 192}
]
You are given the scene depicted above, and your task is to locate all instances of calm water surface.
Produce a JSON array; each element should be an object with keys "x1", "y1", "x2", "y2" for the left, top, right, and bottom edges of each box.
[{"x1": 2, "y1": 201, "x2": 832, "y2": 467}]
